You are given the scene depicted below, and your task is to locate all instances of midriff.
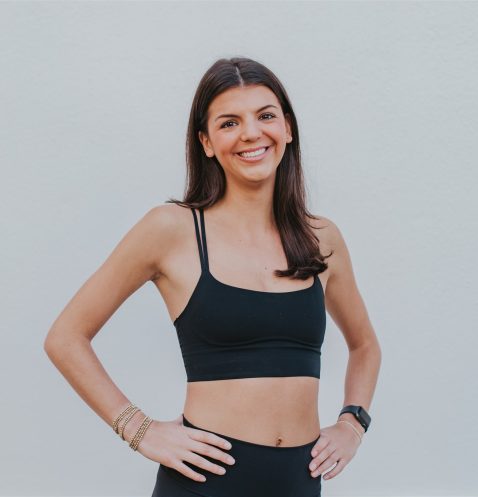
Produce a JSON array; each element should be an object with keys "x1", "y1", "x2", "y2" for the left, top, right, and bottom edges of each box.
[{"x1": 183, "y1": 376, "x2": 320, "y2": 447}]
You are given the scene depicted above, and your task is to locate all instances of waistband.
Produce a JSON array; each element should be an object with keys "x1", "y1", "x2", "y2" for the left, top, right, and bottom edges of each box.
[
  {"x1": 182, "y1": 413, "x2": 320, "y2": 450},
  {"x1": 157, "y1": 414, "x2": 322, "y2": 497}
]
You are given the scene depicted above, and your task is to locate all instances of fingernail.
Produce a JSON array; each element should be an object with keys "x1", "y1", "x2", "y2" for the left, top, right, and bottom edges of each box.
[
  {"x1": 310, "y1": 463, "x2": 317, "y2": 471},
  {"x1": 312, "y1": 450, "x2": 317, "y2": 457}
]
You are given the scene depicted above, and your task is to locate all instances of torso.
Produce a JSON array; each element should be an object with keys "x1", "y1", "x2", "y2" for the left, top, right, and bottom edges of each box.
[{"x1": 152, "y1": 203, "x2": 332, "y2": 447}]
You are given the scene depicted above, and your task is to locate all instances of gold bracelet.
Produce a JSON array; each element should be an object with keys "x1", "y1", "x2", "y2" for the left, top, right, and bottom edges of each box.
[
  {"x1": 129, "y1": 416, "x2": 153, "y2": 451},
  {"x1": 129, "y1": 416, "x2": 152, "y2": 451},
  {"x1": 337, "y1": 420, "x2": 363, "y2": 443},
  {"x1": 119, "y1": 407, "x2": 140, "y2": 441},
  {"x1": 112, "y1": 403, "x2": 136, "y2": 433},
  {"x1": 129, "y1": 416, "x2": 151, "y2": 451}
]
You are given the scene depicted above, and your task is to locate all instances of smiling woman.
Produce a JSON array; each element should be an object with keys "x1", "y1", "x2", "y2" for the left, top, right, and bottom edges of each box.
[
  {"x1": 44, "y1": 56, "x2": 381, "y2": 497},
  {"x1": 197, "y1": 84, "x2": 293, "y2": 186}
]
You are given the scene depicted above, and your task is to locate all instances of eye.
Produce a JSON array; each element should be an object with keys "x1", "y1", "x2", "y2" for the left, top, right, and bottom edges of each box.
[
  {"x1": 220, "y1": 113, "x2": 276, "y2": 129},
  {"x1": 220, "y1": 120, "x2": 236, "y2": 129}
]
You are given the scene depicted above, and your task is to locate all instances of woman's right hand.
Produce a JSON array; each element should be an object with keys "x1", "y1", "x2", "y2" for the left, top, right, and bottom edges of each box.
[{"x1": 135, "y1": 414, "x2": 236, "y2": 482}]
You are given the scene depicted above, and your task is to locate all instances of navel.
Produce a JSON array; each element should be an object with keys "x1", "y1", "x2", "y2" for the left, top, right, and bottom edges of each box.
[{"x1": 275, "y1": 436, "x2": 283, "y2": 447}]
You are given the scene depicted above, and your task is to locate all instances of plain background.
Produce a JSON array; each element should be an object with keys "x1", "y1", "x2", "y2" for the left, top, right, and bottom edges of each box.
[{"x1": 1, "y1": 1, "x2": 477, "y2": 496}]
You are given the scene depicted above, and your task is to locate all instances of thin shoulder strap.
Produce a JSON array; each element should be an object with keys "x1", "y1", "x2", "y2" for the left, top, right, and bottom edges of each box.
[
  {"x1": 198, "y1": 208, "x2": 209, "y2": 271},
  {"x1": 191, "y1": 207, "x2": 210, "y2": 273}
]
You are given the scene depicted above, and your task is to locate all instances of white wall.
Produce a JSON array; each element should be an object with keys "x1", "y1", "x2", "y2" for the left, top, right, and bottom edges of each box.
[{"x1": 1, "y1": 1, "x2": 477, "y2": 496}]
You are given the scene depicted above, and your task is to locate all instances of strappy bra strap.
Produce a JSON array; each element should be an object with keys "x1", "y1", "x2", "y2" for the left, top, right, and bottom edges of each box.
[
  {"x1": 191, "y1": 207, "x2": 209, "y2": 272},
  {"x1": 198, "y1": 208, "x2": 209, "y2": 271}
]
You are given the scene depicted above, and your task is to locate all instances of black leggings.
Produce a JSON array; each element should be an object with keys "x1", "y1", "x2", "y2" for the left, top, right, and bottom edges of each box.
[{"x1": 151, "y1": 414, "x2": 321, "y2": 497}]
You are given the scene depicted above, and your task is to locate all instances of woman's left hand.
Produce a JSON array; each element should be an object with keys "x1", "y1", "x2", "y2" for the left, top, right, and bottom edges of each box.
[{"x1": 308, "y1": 421, "x2": 362, "y2": 481}]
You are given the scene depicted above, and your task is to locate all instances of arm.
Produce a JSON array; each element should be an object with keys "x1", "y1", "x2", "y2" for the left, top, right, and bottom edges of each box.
[
  {"x1": 322, "y1": 218, "x2": 382, "y2": 434},
  {"x1": 43, "y1": 205, "x2": 172, "y2": 443},
  {"x1": 306, "y1": 216, "x2": 382, "y2": 480}
]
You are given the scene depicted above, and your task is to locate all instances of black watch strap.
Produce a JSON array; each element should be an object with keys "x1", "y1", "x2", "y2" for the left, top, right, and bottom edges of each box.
[{"x1": 339, "y1": 405, "x2": 371, "y2": 433}]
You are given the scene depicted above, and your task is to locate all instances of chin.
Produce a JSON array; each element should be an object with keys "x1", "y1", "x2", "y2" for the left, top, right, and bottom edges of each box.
[{"x1": 241, "y1": 167, "x2": 278, "y2": 183}]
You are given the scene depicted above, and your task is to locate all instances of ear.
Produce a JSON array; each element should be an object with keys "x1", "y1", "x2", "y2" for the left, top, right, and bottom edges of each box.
[
  {"x1": 198, "y1": 131, "x2": 215, "y2": 158},
  {"x1": 284, "y1": 113, "x2": 293, "y2": 143}
]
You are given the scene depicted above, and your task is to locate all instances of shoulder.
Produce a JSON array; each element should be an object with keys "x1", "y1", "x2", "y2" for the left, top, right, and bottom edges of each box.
[
  {"x1": 142, "y1": 202, "x2": 192, "y2": 233},
  {"x1": 308, "y1": 213, "x2": 344, "y2": 252},
  {"x1": 308, "y1": 213, "x2": 354, "y2": 279},
  {"x1": 141, "y1": 203, "x2": 196, "y2": 278}
]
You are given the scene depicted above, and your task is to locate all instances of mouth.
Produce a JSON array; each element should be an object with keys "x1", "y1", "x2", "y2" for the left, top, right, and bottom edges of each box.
[{"x1": 235, "y1": 146, "x2": 272, "y2": 162}]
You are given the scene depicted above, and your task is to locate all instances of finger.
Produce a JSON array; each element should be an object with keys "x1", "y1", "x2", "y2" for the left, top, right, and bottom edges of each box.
[
  {"x1": 311, "y1": 437, "x2": 330, "y2": 457},
  {"x1": 184, "y1": 449, "x2": 228, "y2": 476},
  {"x1": 313, "y1": 451, "x2": 339, "y2": 477},
  {"x1": 191, "y1": 440, "x2": 236, "y2": 468},
  {"x1": 309, "y1": 446, "x2": 336, "y2": 472},
  {"x1": 322, "y1": 458, "x2": 347, "y2": 480},
  {"x1": 187, "y1": 427, "x2": 233, "y2": 451},
  {"x1": 173, "y1": 461, "x2": 207, "y2": 482}
]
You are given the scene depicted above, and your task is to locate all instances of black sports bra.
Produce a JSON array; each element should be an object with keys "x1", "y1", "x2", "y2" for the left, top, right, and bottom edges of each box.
[{"x1": 174, "y1": 207, "x2": 326, "y2": 382}]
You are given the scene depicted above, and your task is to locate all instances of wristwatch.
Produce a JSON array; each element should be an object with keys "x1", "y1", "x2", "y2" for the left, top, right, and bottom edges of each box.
[{"x1": 339, "y1": 405, "x2": 371, "y2": 433}]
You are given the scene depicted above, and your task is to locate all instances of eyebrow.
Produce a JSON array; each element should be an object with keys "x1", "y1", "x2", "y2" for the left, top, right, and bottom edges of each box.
[{"x1": 214, "y1": 104, "x2": 279, "y2": 122}]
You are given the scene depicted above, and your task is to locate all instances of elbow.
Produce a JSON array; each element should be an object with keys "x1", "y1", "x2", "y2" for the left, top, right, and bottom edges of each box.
[
  {"x1": 362, "y1": 327, "x2": 382, "y2": 356},
  {"x1": 352, "y1": 336, "x2": 382, "y2": 359},
  {"x1": 368, "y1": 340, "x2": 382, "y2": 371},
  {"x1": 43, "y1": 328, "x2": 85, "y2": 362},
  {"x1": 43, "y1": 331, "x2": 61, "y2": 361},
  {"x1": 43, "y1": 329, "x2": 53, "y2": 354},
  {"x1": 372, "y1": 335, "x2": 382, "y2": 360}
]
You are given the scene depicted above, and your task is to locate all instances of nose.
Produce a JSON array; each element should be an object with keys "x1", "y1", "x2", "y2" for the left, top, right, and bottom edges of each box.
[{"x1": 240, "y1": 118, "x2": 262, "y2": 142}]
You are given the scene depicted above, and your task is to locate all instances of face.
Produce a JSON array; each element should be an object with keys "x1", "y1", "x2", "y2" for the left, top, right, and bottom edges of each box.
[{"x1": 198, "y1": 85, "x2": 293, "y2": 184}]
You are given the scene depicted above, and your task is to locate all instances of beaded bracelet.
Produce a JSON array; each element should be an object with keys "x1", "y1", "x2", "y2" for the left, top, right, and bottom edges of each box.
[
  {"x1": 119, "y1": 407, "x2": 140, "y2": 441},
  {"x1": 112, "y1": 404, "x2": 137, "y2": 434},
  {"x1": 112, "y1": 403, "x2": 154, "y2": 451},
  {"x1": 129, "y1": 416, "x2": 153, "y2": 451}
]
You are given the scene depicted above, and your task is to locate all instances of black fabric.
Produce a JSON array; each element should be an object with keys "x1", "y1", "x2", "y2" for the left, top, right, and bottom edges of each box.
[
  {"x1": 174, "y1": 207, "x2": 327, "y2": 382},
  {"x1": 151, "y1": 414, "x2": 322, "y2": 497}
]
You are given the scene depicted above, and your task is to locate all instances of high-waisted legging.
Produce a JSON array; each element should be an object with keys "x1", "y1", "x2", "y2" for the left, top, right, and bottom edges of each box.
[{"x1": 151, "y1": 413, "x2": 322, "y2": 497}]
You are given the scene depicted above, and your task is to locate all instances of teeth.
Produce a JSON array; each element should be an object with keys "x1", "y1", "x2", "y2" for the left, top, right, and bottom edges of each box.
[{"x1": 238, "y1": 147, "x2": 267, "y2": 158}]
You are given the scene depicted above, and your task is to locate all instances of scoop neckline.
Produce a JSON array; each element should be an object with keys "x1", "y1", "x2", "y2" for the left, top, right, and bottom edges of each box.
[
  {"x1": 173, "y1": 270, "x2": 325, "y2": 326},
  {"x1": 198, "y1": 208, "x2": 325, "y2": 297},
  {"x1": 206, "y1": 269, "x2": 323, "y2": 296}
]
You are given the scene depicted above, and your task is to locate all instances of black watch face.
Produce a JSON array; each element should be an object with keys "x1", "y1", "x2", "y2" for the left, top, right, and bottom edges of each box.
[{"x1": 358, "y1": 407, "x2": 371, "y2": 427}]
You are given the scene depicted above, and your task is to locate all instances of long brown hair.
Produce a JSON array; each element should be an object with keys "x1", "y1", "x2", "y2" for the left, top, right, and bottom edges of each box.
[{"x1": 166, "y1": 56, "x2": 332, "y2": 279}]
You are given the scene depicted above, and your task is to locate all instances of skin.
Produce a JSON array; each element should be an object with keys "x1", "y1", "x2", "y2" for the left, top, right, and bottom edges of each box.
[{"x1": 44, "y1": 84, "x2": 381, "y2": 484}]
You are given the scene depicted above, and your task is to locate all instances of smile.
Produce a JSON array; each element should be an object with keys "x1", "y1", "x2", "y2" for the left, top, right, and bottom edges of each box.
[{"x1": 235, "y1": 146, "x2": 271, "y2": 162}]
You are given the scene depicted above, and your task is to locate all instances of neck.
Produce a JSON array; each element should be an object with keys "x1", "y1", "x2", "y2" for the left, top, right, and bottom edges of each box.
[{"x1": 210, "y1": 189, "x2": 276, "y2": 236}]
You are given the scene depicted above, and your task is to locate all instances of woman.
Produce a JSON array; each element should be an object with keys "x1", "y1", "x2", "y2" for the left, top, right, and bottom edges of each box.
[{"x1": 44, "y1": 57, "x2": 381, "y2": 497}]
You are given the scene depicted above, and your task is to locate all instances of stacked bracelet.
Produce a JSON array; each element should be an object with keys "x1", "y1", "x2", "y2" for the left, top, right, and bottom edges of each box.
[
  {"x1": 111, "y1": 403, "x2": 153, "y2": 451},
  {"x1": 112, "y1": 404, "x2": 137, "y2": 433},
  {"x1": 129, "y1": 416, "x2": 153, "y2": 451},
  {"x1": 119, "y1": 407, "x2": 140, "y2": 440}
]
